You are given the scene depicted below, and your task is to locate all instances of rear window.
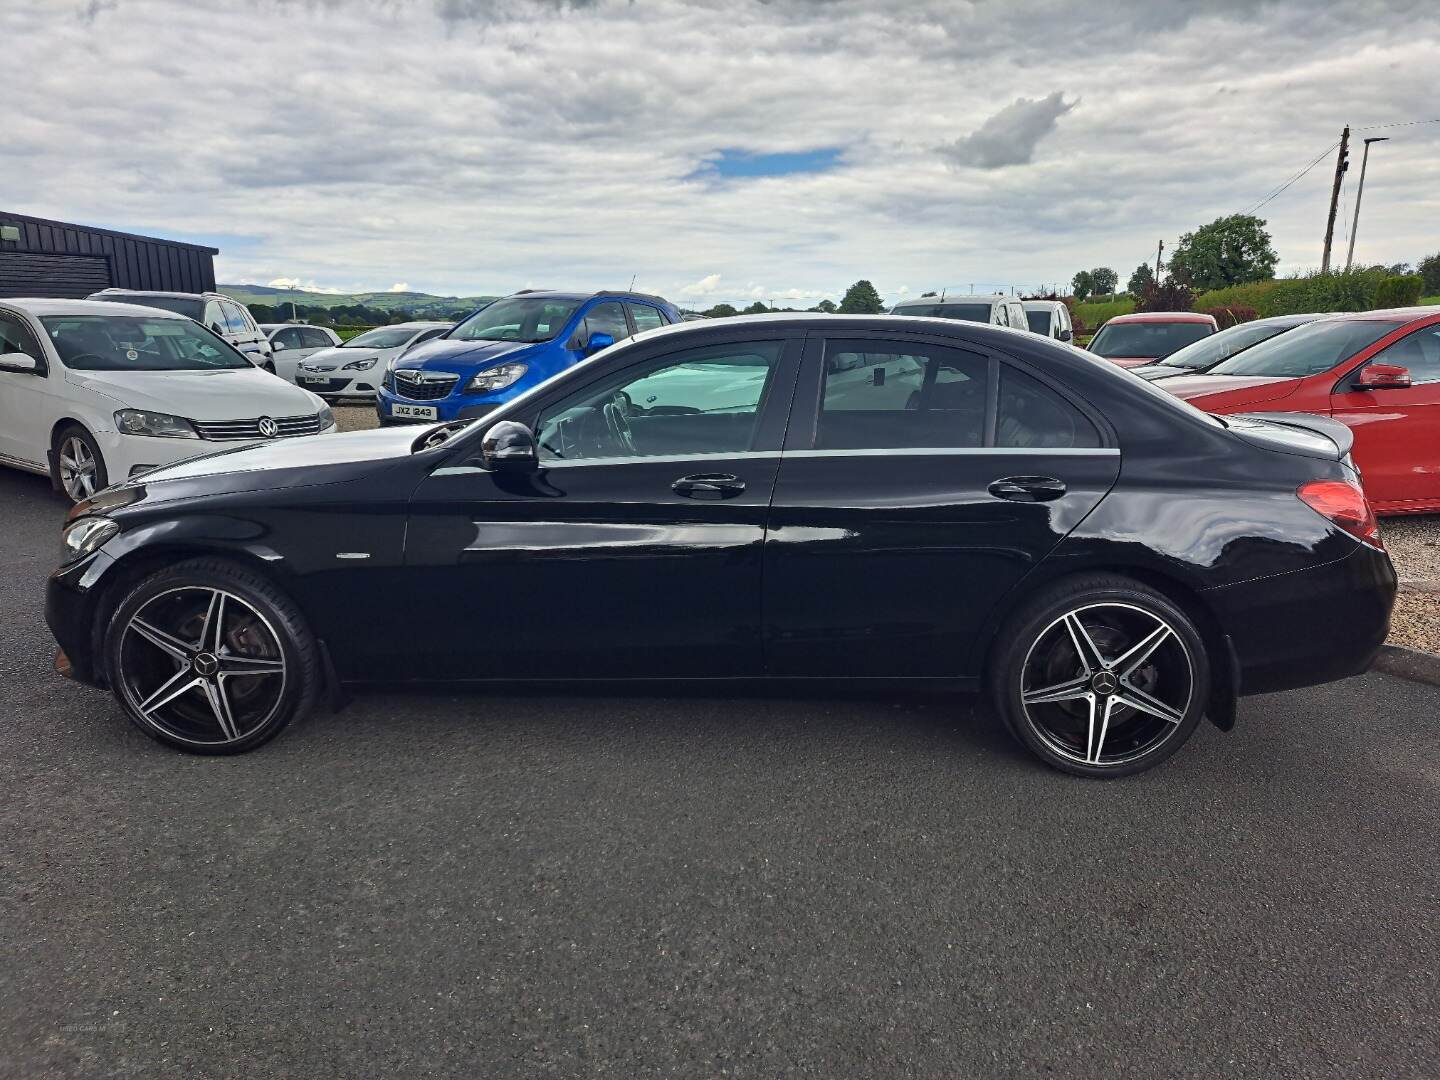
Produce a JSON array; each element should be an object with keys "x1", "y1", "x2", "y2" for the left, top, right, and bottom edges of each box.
[
  {"x1": 1207, "y1": 319, "x2": 1402, "y2": 379},
  {"x1": 93, "y1": 293, "x2": 203, "y2": 320},
  {"x1": 1025, "y1": 311, "x2": 1050, "y2": 334},
  {"x1": 1089, "y1": 321, "x2": 1213, "y2": 360},
  {"x1": 892, "y1": 303, "x2": 993, "y2": 323}
]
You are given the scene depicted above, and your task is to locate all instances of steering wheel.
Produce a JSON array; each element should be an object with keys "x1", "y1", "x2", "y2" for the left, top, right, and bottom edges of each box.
[
  {"x1": 602, "y1": 394, "x2": 637, "y2": 455},
  {"x1": 67, "y1": 353, "x2": 109, "y2": 367}
]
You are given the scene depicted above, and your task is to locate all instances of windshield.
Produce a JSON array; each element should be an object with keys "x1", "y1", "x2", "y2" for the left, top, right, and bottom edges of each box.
[
  {"x1": 1156, "y1": 319, "x2": 1304, "y2": 371},
  {"x1": 450, "y1": 297, "x2": 580, "y2": 344},
  {"x1": 1206, "y1": 319, "x2": 1402, "y2": 378},
  {"x1": 93, "y1": 294, "x2": 204, "y2": 320},
  {"x1": 342, "y1": 326, "x2": 422, "y2": 349},
  {"x1": 892, "y1": 303, "x2": 993, "y2": 322},
  {"x1": 41, "y1": 315, "x2": 252, "y2": 371},
  {"x1": 1025, "y1": 311, "x2": 1051, "y2": 333},
  {"x1": 1089, "y1": 321, "x2": 1213, "y2": 359}
]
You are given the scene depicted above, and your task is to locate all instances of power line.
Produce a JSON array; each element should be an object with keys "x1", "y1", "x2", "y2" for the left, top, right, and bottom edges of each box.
[
  {"x1": 1354, "y1": 118, "x2": 1440, "y2": 131},
  {"x1": 1242, "y1": 140, "x2": 1340, "y2": 215}
]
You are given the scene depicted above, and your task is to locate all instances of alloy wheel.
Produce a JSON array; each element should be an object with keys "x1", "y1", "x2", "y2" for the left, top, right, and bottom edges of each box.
[
  {"x1": 1019, "y1": 602, "x2": 1195, "y2": 768},
  {"x1": 58, "y1": 436, "x2": 98, "y2": 500},
  {"x1": 116, "y1": 587, "x2": 288, "y2": 747}
]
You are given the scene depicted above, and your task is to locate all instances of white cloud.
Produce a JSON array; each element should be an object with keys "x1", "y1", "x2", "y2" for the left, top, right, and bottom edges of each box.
[
  {"x1": 388, "y1": 282, "x2": 411, "y2": 292},
  {"x1": 266, "y1": 277, "x2": 344, "y2": 294},
  {"x1": 3, "y1": 0, "x2": 1436, "y2": 300}
]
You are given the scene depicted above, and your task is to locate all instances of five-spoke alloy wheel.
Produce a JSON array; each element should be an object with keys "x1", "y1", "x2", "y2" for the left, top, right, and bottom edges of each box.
[
  {"x1": 991, "y1": 575, "x2": 1209, "y2": 778},
  {"x1": 105, "y1": 559, "x2": 320, "y2": 753},
  {"x1": 55, "y1": 425, "x2": 107, "y2": 503}
]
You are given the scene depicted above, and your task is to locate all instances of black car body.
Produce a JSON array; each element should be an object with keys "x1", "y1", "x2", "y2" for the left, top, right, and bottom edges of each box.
[{"x1": 47, "y1": 315, "x2": 1396, "y2": 775}]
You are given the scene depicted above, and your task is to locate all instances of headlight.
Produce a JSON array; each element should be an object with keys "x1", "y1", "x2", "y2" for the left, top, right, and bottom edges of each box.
[
  {"x1": 61, "y1": 517, "x2": 119, "y2": 563},
  {"x1": 341, "y1": 357, "x2": 377, "y2": 371},
  {"x1": 317, "y1": 404, "x2": 335, "y2": 428},
  {"x1": 466, "y1": 363, "x2": 528, "y2": 393},
  {"x1": 114, "y1": 409, "x2": 199, "y2": 439}
]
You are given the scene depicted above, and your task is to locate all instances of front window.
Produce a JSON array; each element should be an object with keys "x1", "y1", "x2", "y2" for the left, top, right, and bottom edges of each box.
[
  {"x1": 1155, "y1": 320, "x2": 1297, "y2": 371},
  {"x1": 1089, "y1": 321, "x2": 1213, "y2": 359},
  {"x1": 98, "y1": 294, "x2": 204, "y2": 320},
  {"x1": 536, "y1": 341, "x2": 782, "y2": 461},
  {"x1": 450, "y1": 297, "x2": 581, "y2": 344},
  {"x1": 1207, "y1": 319, "x2": 1403, "y2": 379},
  {"x1": 40, "y1": 315, "x2": 252, "y2": 371},
  {"x1": 342, "y1": 326, "x2": 422, "y2": 349},
  {"x1": 892, "y1": 303, "x2": 994, "y2": 323},
  {"x1": 1366, "y1": 324, "x2": 1440, "y2": 385},
  {"x1": 1025, "y1": 310, "x2": 1051, "y2": 334}
]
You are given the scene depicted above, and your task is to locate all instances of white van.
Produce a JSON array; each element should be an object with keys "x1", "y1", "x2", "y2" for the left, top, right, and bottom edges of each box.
[
  {"x1": 889, "y1": 294, "x2": 1032, "y2": 332},
  {"x1": 1021, "y1": 300, "x2": 1075, "y2": 341}
]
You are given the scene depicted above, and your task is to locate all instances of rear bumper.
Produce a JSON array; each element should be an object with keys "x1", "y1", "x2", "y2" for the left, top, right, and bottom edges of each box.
[{"x1": 1206, "y1": 541, "x2": 1397, "y2": 695}]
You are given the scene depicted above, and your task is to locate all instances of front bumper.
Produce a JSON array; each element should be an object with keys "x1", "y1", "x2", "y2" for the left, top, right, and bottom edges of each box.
[
  {"x1": 95, "y1": 425, "x2": 340, "y2": 480},
  {"x1": 296, "y1": 372, "x2": 380, "y2": 398},
  {"x1": 46, "y1": 550, "x2": 115, "y2": 688},
  {"x1": 1207, "y1": 540, "x2": 1397, "y2": 695}
]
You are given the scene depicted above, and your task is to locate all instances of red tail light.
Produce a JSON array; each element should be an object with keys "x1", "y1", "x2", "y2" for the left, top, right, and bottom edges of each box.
[{"x1": 1297, "y1": 479, "x2": 1383, "y2": 549}]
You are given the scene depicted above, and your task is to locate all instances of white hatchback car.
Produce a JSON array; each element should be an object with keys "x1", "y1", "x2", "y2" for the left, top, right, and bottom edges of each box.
[
  {"x1": 293, "y1": 321, "x2": 452, "y2": 399},
  {"x1": 0, "y1": 299, "x2": 336, "y2": 501},
  {"x1": 260, "y1": 323, "x2": 343, "y2": 382}
]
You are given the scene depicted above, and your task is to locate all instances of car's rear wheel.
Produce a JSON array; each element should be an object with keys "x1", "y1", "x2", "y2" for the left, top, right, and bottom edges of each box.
[
  {"x1": 54, "y1": 424, "x2": 108, "y2": 503},
  {"x1": 989, "y1": 575, "x2": 1209, "y2": 778},
  {"x1": 103, "y1": 558, "x2": 321, "y2": 754}
]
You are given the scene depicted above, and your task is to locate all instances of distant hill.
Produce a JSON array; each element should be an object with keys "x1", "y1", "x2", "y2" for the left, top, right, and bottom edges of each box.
[{"x1": 220, "y1": 284, "x2": 497, "y2": 316}]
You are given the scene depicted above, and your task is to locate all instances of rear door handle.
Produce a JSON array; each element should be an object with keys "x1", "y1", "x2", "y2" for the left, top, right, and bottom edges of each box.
[
  {"x1": 988, "y1": 475, "x2": 1067, "y2": 502},
  {"x1": 672, "y1": 473, "x2": 746, "y2": 500}
]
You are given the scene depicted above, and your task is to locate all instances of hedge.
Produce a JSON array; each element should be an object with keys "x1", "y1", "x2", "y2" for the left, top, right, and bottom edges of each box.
[
  {"x1": 1200, "y1": 305, "x2": 1258, "y2": 328},
  {"x1": 1373, "y1": 274, "x2": 1424, "y2": 308}
]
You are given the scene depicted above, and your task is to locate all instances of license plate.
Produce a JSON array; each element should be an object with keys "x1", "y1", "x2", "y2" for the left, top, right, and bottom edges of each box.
[
  {"x1": 298, "y1": 376, "x2": 326, "y2": 385},
  {"x1": 392, "y1": 403, "x2": 437, "y2": 420}
]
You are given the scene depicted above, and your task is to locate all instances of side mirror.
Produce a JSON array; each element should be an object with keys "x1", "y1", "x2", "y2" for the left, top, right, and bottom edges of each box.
[
  {"x1": 272, "y1": 340, "x2": 288, "y2": 351},
  {"x1": 480, "y1": 420, "x2": 538, "y2": 472},
  {"x1": 1058, "y1": 328, "x2": 1073, "y2": 342},
  {"x1": 0, "y1": 351, "x2": 39, "y2": 372},
  {"x1": 1355, "y1": 363, "x2": 1411, "y2": 390},
  {"x1": 585, "y1": 332, "x2": 615, "y2": 355}
]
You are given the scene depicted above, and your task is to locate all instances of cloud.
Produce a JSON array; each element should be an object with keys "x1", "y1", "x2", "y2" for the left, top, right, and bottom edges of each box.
[
  {"x1": 267, "y1": 278, "x2": 343, "y2": 294},
  {"x1": 388, "y1": 282, "x2": 411, "y2": 292},
  {"x1": 939, "y1": 92, "x2": 1077, "y2": 169},
  {"x1": 680, "y1": 273, "x2": 723, "y2": 296}
]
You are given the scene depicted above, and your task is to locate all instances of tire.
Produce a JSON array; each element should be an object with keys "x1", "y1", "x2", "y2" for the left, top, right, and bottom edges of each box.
[
  {"x1": 263, "y1": 362, "x2": 277, "y2": 375},
  {"x1": 988, "y1": 574, "x2": 1210, "y2": 778},
  {"x1": 102, "y1": 557, "x2": 322, "y2": 755},
  {"x1": 54, "y1": 424, "x2": 109, "y2": 503}
]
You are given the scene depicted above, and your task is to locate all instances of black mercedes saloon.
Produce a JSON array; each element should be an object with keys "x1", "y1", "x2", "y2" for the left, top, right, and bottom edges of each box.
[{"x1": 47, "y1": 315, "x2": 1396, "y2": 776}]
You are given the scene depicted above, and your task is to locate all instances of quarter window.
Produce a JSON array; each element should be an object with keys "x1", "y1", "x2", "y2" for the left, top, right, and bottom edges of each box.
[
  {"x1": 536, "y1": 341, "x2": 783, "y2": 462},
  {"x1": 629, "y1": 303, "x2": 665, "y2": 332},
  {"x1": 819, "y1": 340, "x2": 988, "y2": 450},
  {"x1": 1371, "y1": 325, "x2": 1440, "y2": 385},
  {"x1": 997, "y1": 365, "x2": 1101, "y2": 448}
]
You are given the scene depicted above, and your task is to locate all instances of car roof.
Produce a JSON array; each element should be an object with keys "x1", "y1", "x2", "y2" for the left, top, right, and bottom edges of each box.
[
  {"x1": 508, "y1": 289, "x2": 673, "y2": 306},
  {"x1": 374, "y1": 320, "x2": 453, "y2": 329},
  {"x1": 0, "y1": 297, "x2": 190, "y2": 318},
  {"x1": 1106, "y1": 311, "x2": 1215, "y2": 324},
  {"x1": 1325, "y1": 304, "x2": 1440, "y2": 323},
  {"x1": 89, "y1": 288, "x2": 220, "y2": 300},
  {"x1": 1020, "y1": 300, "x2": 1066, "y2": 310},
  {"x1": 893, "y1": 295, "x2": 1006, "y2": 306}
]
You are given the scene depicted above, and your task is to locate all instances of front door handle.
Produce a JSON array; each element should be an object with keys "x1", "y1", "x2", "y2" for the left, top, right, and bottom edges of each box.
[
  {"x1": 672, "y1": 473, "x2": 746, "y2": 500},
  {"x1": 988, "y1": 475, "x2": 1067, "y2": 502}
]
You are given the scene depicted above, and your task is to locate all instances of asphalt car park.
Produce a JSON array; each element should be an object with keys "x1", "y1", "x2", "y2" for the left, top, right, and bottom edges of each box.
[{"x1": 2, "y1": 456, "x2": 1438, "y2": 1077}]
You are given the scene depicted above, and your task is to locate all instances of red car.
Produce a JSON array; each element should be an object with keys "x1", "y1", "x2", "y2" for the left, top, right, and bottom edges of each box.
[
  {"x1": 1159, "y1": 306, "x2": 1440, "y2": 514},
  {"x1": 1088, "y1": 311, "x2": 1218, "y2": 368}
]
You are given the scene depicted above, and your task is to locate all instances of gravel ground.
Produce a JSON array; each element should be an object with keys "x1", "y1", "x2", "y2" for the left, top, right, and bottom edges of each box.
[{"x1": 331, "y1": 405, "x2": 1440, "y2": 653}]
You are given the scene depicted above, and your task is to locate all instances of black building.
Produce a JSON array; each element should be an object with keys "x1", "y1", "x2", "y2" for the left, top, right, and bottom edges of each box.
[{"x1": 0, "y1": 211, "x2": 218, "y2": 299}]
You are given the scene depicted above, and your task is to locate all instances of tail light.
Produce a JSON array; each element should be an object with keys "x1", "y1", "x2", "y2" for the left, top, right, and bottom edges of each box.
[{"x1": 1297, "y1": 479, "x2": 1383, "y2": 549}]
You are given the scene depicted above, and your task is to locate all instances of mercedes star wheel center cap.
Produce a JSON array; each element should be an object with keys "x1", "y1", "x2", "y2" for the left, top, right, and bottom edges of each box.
[{"x1": 1091, "y1": 671, "x2": 1118, "y2": 696}]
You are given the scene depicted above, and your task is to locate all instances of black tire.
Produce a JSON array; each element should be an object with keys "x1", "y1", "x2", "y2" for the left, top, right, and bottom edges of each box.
[
  {"x1": 53, "y1": 423, "x2": 109, "y2": 503},
  {"x1": 988, "y1": 574, "x2": 1210, "y2": 778},
  {"x1": 103, "y1": 557, "x2": 322, "y2": 755},
  {"x1": 263, "y1": 361, "x2": 277, "y2": 374}
]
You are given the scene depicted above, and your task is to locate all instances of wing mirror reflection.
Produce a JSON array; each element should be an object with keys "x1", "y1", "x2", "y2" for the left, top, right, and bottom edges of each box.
[
  {"x1": 480, "y1": 420, "x2": 539, "y2": 472},
  {"x1": 1354, "y1": 363, "x2": 1411, "y2": 390}
]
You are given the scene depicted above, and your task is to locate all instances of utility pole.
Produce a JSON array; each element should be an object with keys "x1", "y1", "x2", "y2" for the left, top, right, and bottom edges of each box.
[
  {"x1": 1154, "y1": 240, "x2": 1164, "y2": 281},
  {"x1": 1345, "y1": 136, "x2": 1389, "y2": 271},
  {"x1": 1320, "y1": 125, "x2": 1350, "y2": 274}
]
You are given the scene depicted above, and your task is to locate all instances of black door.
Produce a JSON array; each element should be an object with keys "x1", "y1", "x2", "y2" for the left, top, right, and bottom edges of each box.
[
  {"x1": 401, "y1": 335, "x2": 802, "y2": 680},
  {"x1": 764, "y1": 331, "x2": 1121, "y2": 678}
]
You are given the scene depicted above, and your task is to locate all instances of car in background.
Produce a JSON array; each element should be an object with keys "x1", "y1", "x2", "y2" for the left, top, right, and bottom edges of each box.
[
  {"x1": 260, "y1": 324, "x2": 342, "y2": 382},
  {"x1": 1021, "y1": 300, "x2": 1074, "y2": 341},
  {"x1": 292, "y1": 322, "x2": 451, "y2": 399},
  {"x1": 1128, "y1": 314, "x2": 1333, "y2": 381},
  {"x1": 1158, "y1": 306, "x2": 1440, "y2": 514},
  {"x1": 376, "y1": 291, "x2": 680, "y2": 425},
  {"x1": 1086, "y1": 311, "x2": 1217, "y2": 368},
  {"x1": 88, "y1": 289, "x2": 275, "y2": 371},
  {"x1": 890, "y1": 295, "x2": 1032, "y2": 332},
  {"x1": 48, "y1": 314, "x2": 1395, "y2": 776},
  {"x1": 0, "y1": 299, "x2": 335, "y2": 501}
]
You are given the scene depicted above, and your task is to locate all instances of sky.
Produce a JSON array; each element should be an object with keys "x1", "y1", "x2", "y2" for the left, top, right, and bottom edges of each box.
[{"x1": 4, "y1": 0, "x2": 1438, "y2": 307}]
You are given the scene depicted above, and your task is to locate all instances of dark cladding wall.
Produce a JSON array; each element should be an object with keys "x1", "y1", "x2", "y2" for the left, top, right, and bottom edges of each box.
[{"x1": 0, "y1": 211, "x2": 219, "y2": 298}]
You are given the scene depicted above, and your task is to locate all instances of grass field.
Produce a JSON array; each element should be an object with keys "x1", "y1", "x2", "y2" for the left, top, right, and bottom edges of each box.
[{"x1": 1074, "y1": 297, "x2": 1134, "y2": 328}]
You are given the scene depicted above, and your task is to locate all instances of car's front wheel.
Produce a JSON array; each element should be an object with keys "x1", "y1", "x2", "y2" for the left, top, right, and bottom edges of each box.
[
  {"x1": 103, "y1": 558, "x2": 322, "y2": 754},
  {"x1": 54, "y1": 424, "x2": 108, "y2": 503},
  {"x1": 989, "y1": 575, "x2": 1209, "y2": 778}
]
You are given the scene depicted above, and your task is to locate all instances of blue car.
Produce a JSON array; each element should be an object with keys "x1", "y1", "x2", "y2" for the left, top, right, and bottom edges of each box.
[{"x1": 376, "y1": 290, "x2": 682, "y2": 425}]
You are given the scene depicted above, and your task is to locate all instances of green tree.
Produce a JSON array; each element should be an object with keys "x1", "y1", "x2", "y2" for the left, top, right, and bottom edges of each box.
[
  {"x1": 812, "y1": 299, "x2": 838, "y2": 313},
  {"x1": 1418, "y1": 252, "x2": 1440, "y2": 296},
  {"x1": 920, "y1": 291, "x2": 938, "y2": 298},
  {"x1": 1071, "y1": 270, "x2": 1094, "y2": 301},
  {"x1": 1168, "y1": 214, "x2": 1278, "y2": 291},
  {"x1": 838, "y1": 279, "x2": 885, "y2": 314},
  {"x1": 741, "y1": 300, "x2": 771, "y2": 315},
  {"x1": 704, "y1": 303, "x2": 738, "y2": 318},
  {"x1": 1127, "y1": 263, "x2": 1154, "y2": 295},
  {"x1": 1090, "y1": 267, "x2": 1118, "y2": 296}
]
